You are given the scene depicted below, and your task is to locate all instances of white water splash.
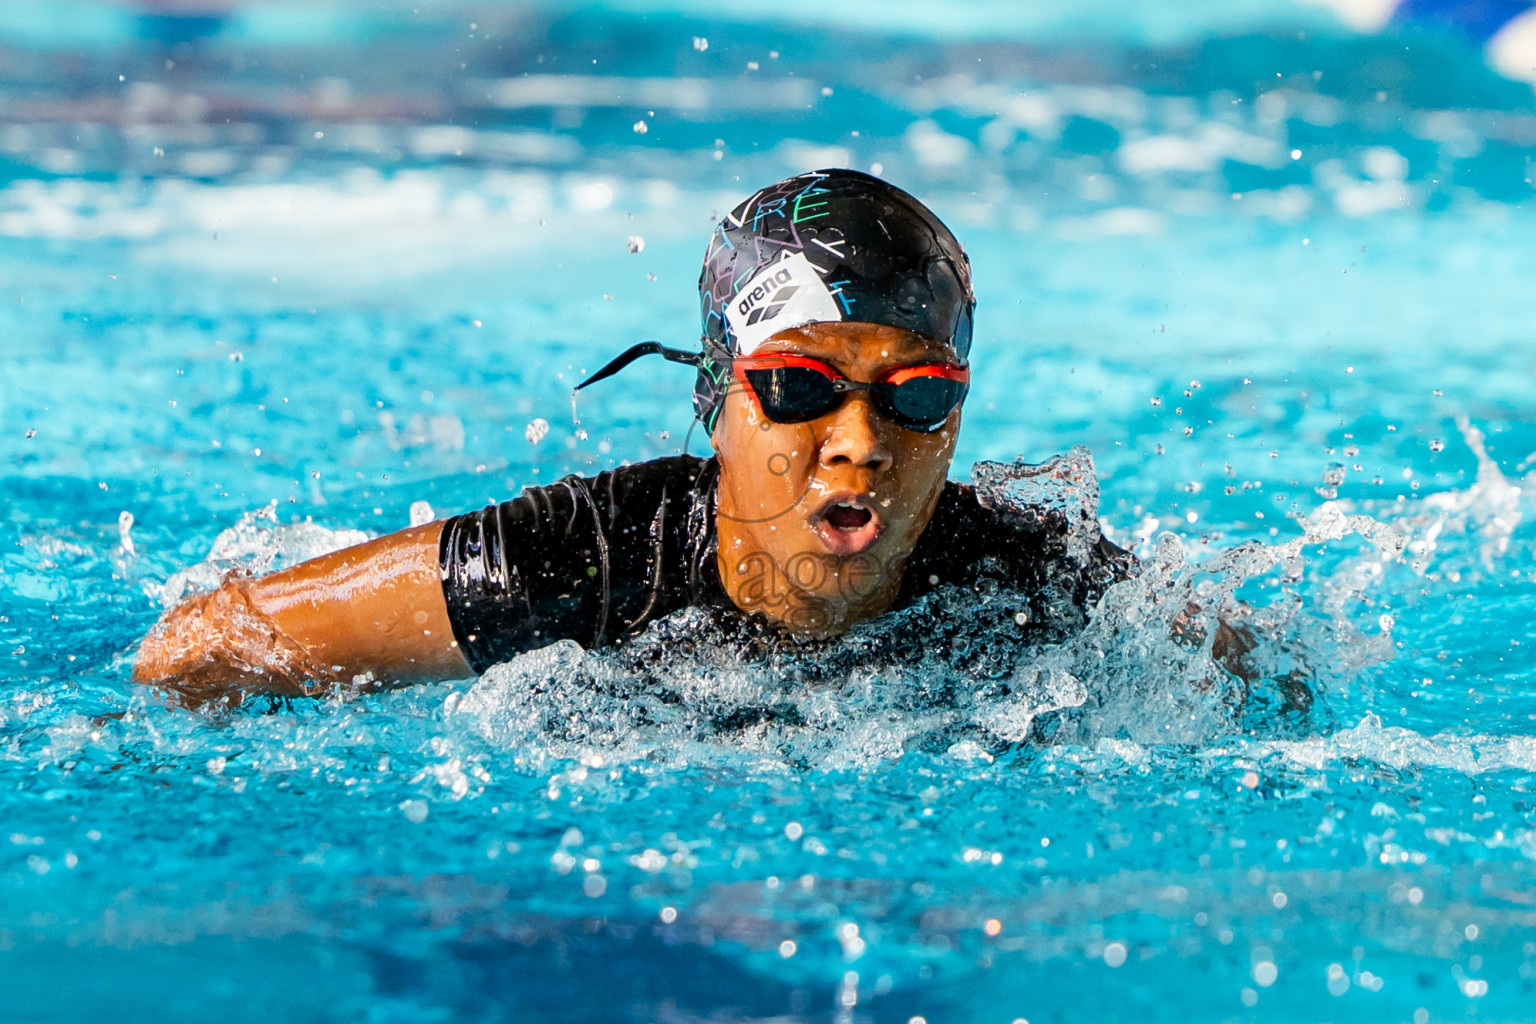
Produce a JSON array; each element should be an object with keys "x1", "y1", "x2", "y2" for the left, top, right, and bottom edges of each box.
[
  {"x1": 1401, "y1": 416, "x2": 1525, "y2": 572},
  {"x1": 159, "y1": 502, "x2": 369, "y2": 606},
  {"x1": 1257, "y1": 713, "x2": 1536, "y2": 776},
  {"x1": 117, "y1": 511, "x2": 135, "y2": 557},
  {"x1": 974, "y1": 445, "x2": 1101, "y2": 565}
]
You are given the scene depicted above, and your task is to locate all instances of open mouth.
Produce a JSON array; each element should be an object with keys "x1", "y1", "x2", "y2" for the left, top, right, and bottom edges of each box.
[
  {"x1": 810, "y1": 495, "x2": 882, "y2": 555},
  {"x1": 825, "y1": 502, "x2": 874, "y2": 531}
]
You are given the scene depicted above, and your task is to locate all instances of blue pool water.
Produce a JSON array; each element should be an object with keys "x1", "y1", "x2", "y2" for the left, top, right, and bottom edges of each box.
[{"x1": 4, "y1": 2, "x2": 1536, "y2": 1021}]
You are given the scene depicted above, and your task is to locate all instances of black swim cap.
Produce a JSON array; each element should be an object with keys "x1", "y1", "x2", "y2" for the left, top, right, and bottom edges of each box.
[
  {"x1": 693, "y1": 169, "x2": 974, "y2": 431},
  {"x1": 574, "y1": 169, "x2": 974, "y2": 434}
]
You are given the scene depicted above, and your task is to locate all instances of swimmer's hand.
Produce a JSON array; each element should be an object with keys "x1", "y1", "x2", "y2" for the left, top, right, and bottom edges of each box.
[
  {"x1": 132, "y1": 574, "x2": 341, "y2": 704},
  {"x1": 1170, "y1": 602, "x2": 1257, "y2": 682},
  {"x1": 131, "y1": 522, "x2": 472, "y2": 707},
  {"x1": 1170, "y1": 602, "x2": 1314, "y2": 726}
]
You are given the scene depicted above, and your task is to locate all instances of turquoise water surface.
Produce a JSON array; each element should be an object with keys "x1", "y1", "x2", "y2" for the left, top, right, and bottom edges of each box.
[{"x1": 3, "y1": 2, "x2": 1536, "y2": 1021}]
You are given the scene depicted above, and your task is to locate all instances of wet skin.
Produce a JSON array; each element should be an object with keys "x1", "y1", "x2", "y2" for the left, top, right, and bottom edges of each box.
[
  {"x1": 712, "y1": 322, "x2": 961, "y2": 635},
  {"x1": 132, "y1": 320, "x2": 961, "y2": 703},
  {"x1": 131, "y1": 522, "x2": 468, "y2": 704}
]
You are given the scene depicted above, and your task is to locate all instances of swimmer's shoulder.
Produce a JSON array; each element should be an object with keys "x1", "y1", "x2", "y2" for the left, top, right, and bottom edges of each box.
[
  {"x1": 442, "y1": 454, "x2": 715, "y2": 558},
  {"x1": 546, "y1": 453, "x2": 713, "y2": 494},
  {"x1": 501, "y1": 453, "x2": 715, "y2": 519}
]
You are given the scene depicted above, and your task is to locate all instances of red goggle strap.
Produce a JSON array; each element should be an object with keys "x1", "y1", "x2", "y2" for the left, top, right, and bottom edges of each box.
[{"x1": 882, "y1": 363, "x2": 970, "y2": 387}]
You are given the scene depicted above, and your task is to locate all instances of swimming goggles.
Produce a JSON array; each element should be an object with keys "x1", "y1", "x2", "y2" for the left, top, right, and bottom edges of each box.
[
  {"x1": 732, "y1": 354, "x2": 968, "y2": 433},
  {"x1": 574, "y1": 342, "x2": 968, "y2": 434}
]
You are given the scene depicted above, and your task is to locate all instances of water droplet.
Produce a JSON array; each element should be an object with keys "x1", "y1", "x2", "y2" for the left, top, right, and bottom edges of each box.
[{"x1": 117, "y1": 511, "x2": 135, "y2": 556}]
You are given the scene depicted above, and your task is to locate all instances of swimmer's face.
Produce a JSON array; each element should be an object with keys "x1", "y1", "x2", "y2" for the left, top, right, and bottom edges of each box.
[{"x1": 711, "y1": 321, "x2": 962, "y2": 633}]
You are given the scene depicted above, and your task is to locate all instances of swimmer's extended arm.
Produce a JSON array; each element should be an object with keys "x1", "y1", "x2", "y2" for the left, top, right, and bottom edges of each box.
[{"x1": 132, "y1": 522, "x2": 472, "y2": 705}]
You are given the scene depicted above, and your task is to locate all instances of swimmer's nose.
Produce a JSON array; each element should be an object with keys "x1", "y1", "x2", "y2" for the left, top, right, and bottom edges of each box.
[{"x1": 818, "y1": 394, "x2": 893, "y2": 473}]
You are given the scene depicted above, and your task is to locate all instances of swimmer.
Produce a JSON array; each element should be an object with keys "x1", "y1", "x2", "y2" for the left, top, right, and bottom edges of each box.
[{"x1": 133, "y1": 169, "x2": 1144, "y2": 705}]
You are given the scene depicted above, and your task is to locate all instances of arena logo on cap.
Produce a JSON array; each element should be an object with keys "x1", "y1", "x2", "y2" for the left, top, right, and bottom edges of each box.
[{"x1": 726, "y1": 251, "x2": 843, "y2": 354}]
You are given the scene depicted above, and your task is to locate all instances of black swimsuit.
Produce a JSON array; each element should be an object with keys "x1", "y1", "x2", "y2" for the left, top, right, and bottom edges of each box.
[{"x1": 437, "y1": 454, "x2": 1133, "y2": 674}]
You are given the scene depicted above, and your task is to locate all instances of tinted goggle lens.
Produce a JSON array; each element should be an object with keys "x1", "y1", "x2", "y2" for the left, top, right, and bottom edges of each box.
[
  {"x1": 883, "y1": 376, "x2": 968, "y2": 430},
  {"x1": 742, "y1": 366, "x2": 839, "y2": 422},
  {"x1": 740, "y1": 364, "x2": 966, "y2": 432}
]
